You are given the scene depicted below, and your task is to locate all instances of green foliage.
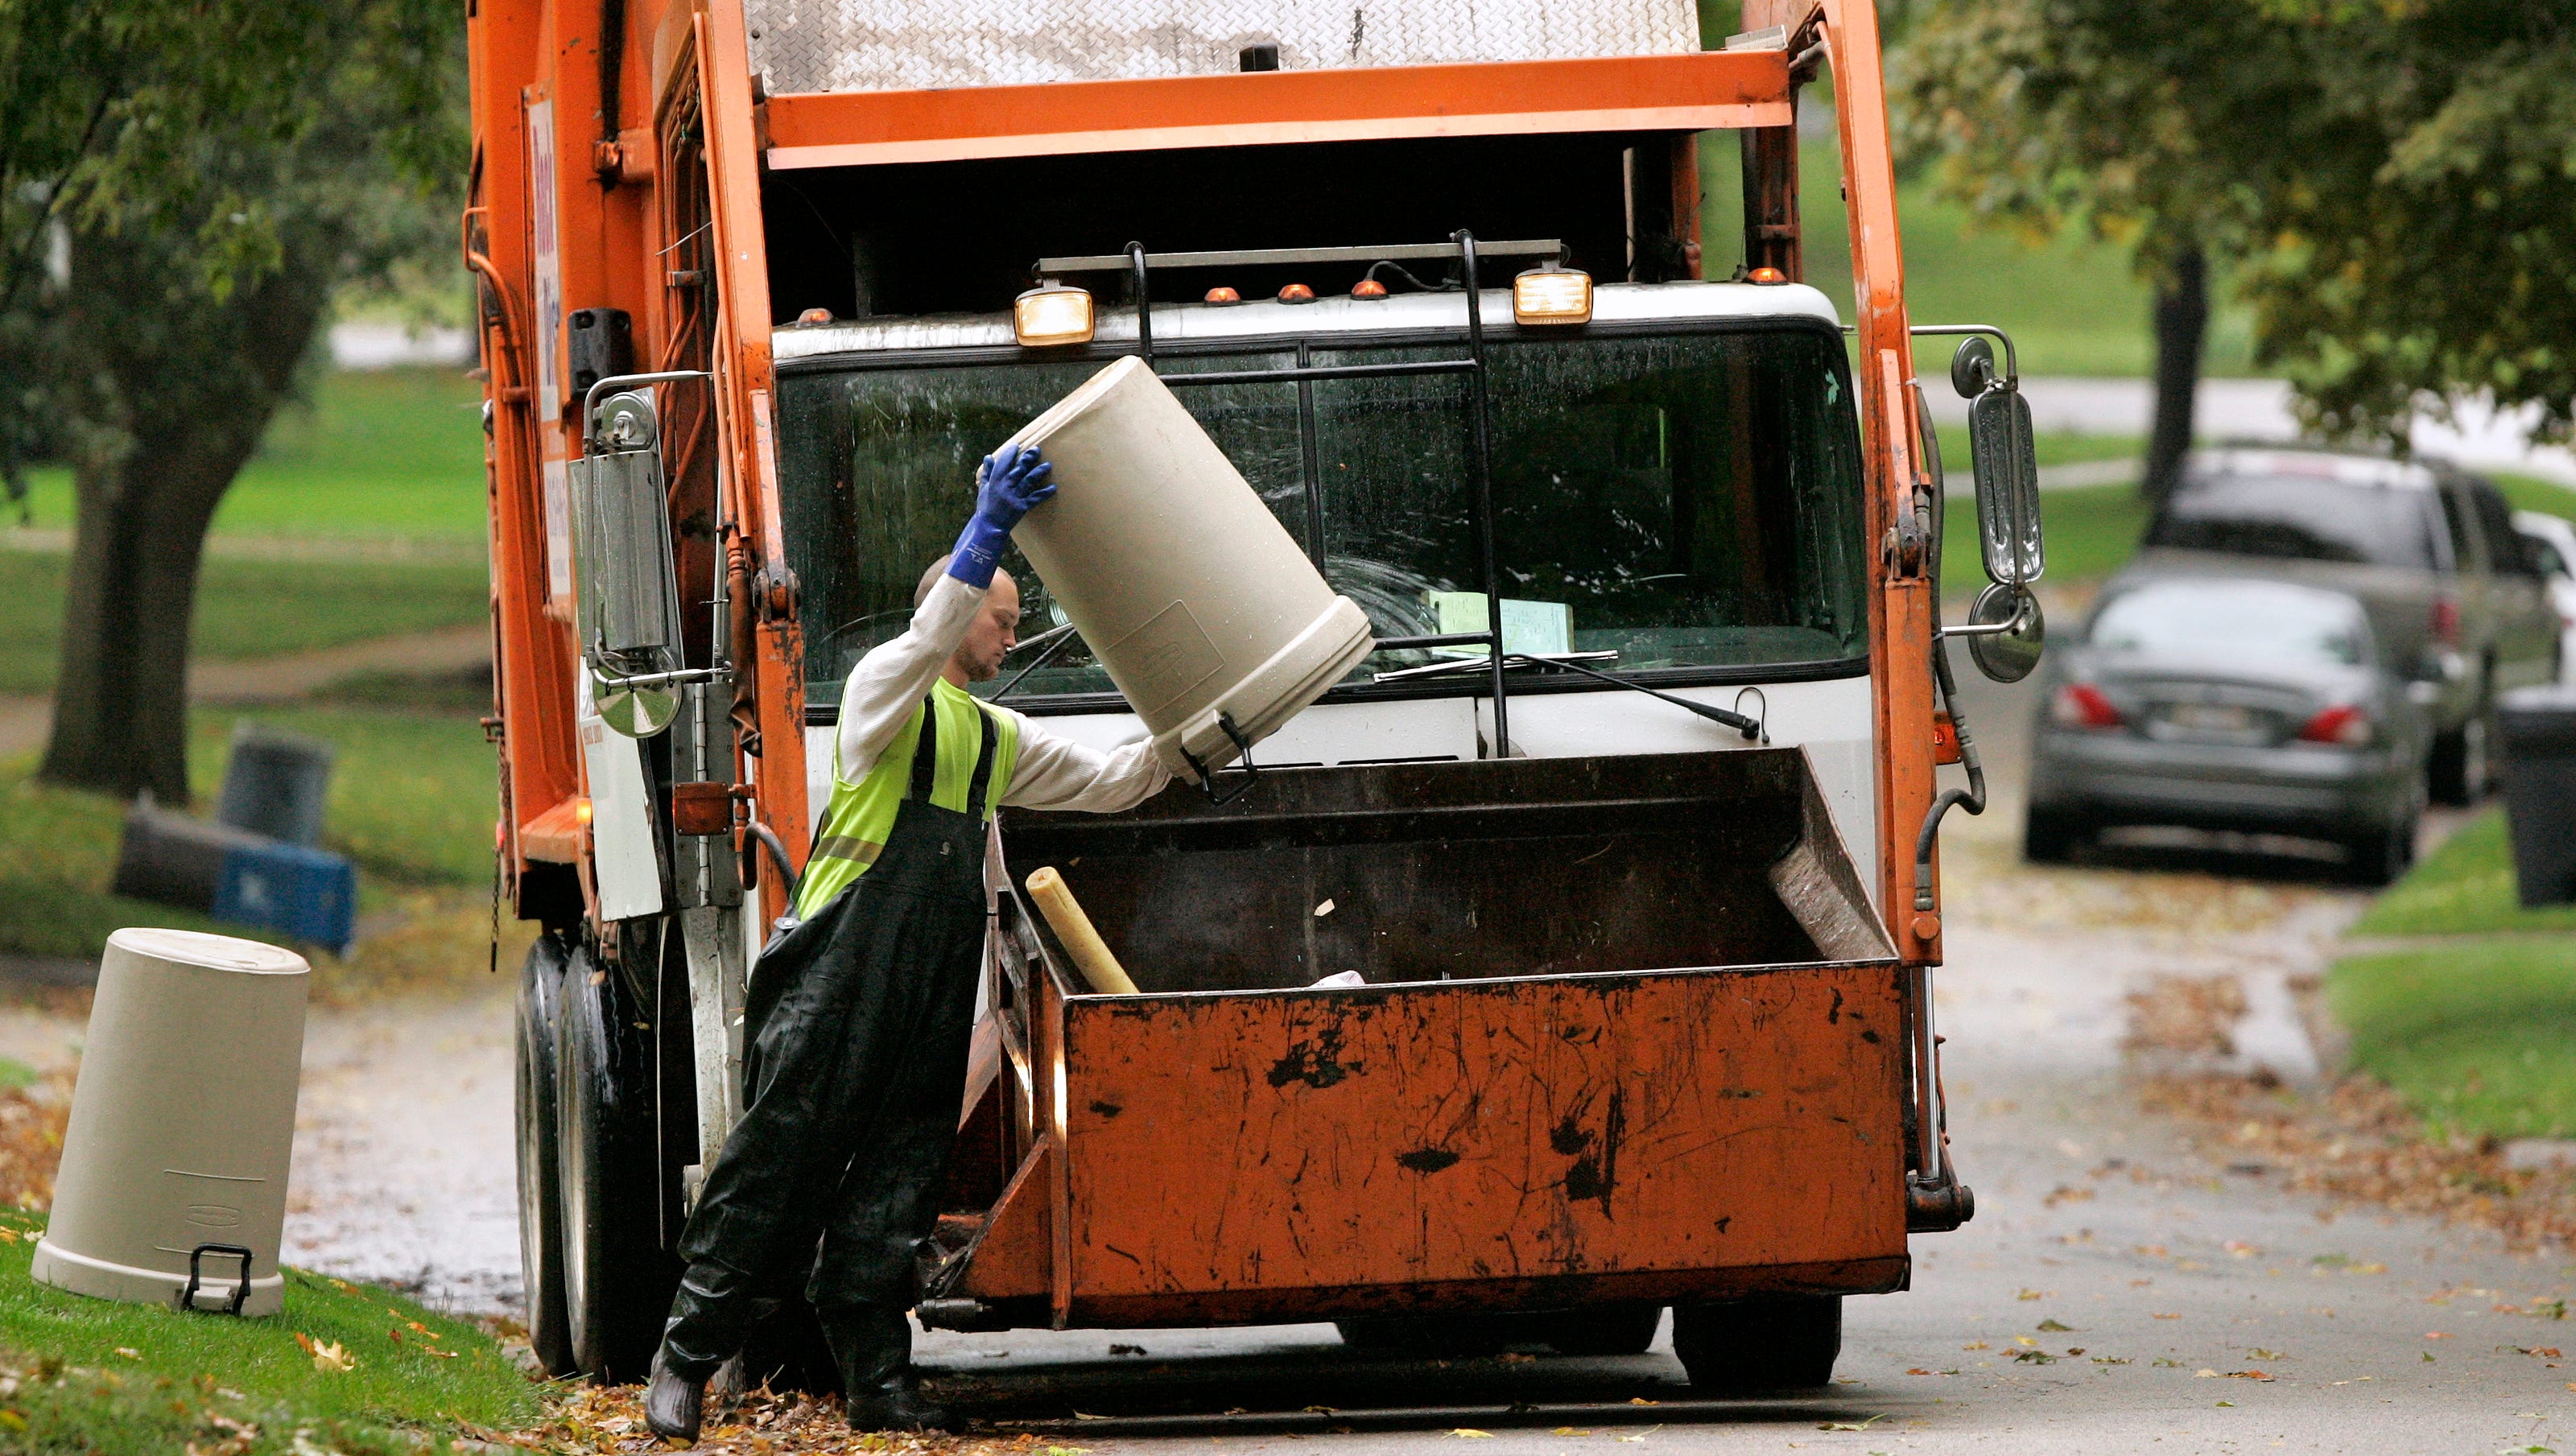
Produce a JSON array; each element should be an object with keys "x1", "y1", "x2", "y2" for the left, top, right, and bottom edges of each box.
[
  {"x1": 1897, "y1": 0, "x2": 2576, "y2": 445},
  {"x1": 0, "y1": 1210, "x2": 538, "y2": 1452},
  {"x1": 2494, "y1": 472, "x2": 2576, "y2": 524},
  {"x1": 2328, "y1": 937, "x2": 2576, "y2": 1140},
  {"x1": 2355, "y1": 809, "x2": 2576, "y2": 939}
]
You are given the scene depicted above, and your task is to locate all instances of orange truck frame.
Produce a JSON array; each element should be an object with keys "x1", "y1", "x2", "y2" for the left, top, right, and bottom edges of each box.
[{"x1": 468, "y1": 0, "x2": 2043, "y2": 1392}]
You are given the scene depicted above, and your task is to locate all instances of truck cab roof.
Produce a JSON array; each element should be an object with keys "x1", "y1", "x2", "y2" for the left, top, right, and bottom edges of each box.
[{"x1": 772, "y1": 278, "x2": 1841, "y2": 361}]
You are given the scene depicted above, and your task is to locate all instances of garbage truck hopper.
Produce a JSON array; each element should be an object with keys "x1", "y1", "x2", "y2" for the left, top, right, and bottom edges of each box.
[{"x1": 924, "y1": 747, "x2": 1919, "y2": 1337}]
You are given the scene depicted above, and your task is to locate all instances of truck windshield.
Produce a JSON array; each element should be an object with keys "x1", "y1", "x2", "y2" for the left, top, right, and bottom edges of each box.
[{"x1": 776, "y1": 324, "x2": 1867, "y2": 706}]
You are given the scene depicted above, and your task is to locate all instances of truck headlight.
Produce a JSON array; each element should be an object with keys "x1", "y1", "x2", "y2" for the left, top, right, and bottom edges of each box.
[
  {"x1": 1513, "y1": 266, "x2": 1593, "y2": 326},
  {"x1": 1013, "y1": 285, "x2": 1095, "y2": 347}
]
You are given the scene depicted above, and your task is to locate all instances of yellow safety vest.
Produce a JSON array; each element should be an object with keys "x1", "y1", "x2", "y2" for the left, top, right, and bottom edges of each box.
[{"x1": 794, "y1": 679, "x2": 1021, "y2": 921}]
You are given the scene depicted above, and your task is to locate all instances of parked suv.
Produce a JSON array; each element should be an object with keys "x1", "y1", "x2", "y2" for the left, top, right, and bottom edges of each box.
[{"x1": 2128, "y1": 448, "x2": 2560, "y2": 802}]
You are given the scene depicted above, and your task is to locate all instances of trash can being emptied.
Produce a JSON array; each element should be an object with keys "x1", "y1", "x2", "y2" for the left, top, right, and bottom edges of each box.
[
  {"x1": 31, "y1": 929, "x2": 308, "y2": 1316},
  {"x1": 2499, "y1": 684, "x2": 2576, "y2": 908}
]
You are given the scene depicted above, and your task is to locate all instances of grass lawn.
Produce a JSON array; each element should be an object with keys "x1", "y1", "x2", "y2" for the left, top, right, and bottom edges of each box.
[
  {"x1": 2, "y1": 369, "x2": 488, "y2": 542},
  {"x1": 0, "y1": 1210, "x2": 538, "y2": 1454},
  {"x1": 0, "y1": 705, "x2": 523, "y2": 996},
  {"x1": 2328, "y1": 809, "x2": 2576, "y2": 1140},
  {"x1": 2327, "y1": 938, "x2": 2576, "y2": 1140},
  {"x1": 2496, "y1": 472, "x2": 2576, "y2": 523},
  {"x1": 2354, "y1": 810, "x2": 2576, "y2": 939},
  {"x1": 1941, "y1": 481, "x2": 2151, "y2": 596},
  {"x1": 1703, "y1": 134, "x2": 2256, "y2": 379},
  {"x1": 0, "y1": 555, "x2": 487, "y2": 696}
]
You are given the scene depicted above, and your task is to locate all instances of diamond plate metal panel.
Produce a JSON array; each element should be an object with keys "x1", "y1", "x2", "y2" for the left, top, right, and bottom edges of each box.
[{"x1": 746, "y1": 0, "x2": 1703, "y2": 96}]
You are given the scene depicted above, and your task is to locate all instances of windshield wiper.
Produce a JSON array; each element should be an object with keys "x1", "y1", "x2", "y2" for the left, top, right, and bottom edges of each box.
[{"x1": 1374, "y1": 650, "x2": 1766, "y2": 742}]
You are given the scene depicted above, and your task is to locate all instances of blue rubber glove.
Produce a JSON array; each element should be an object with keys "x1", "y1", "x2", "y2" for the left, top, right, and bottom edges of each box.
[{"x1": 947, "y1": 443, "x2": 1057, "y2": 589}]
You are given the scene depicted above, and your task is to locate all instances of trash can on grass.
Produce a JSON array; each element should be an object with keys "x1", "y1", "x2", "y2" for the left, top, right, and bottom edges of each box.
[
  {"x1": 2499, "y1": 684, "x2": 2576, "y2": 907},
  {"x1": 31, "y1": 928, "x2": 308, "y2": 1317},
  {"x1": 113, "y1": 802, "x2": 357, "y2": 953},
  {"x1": 215, "y1": 723, "x2": 335, "y2": 848}
]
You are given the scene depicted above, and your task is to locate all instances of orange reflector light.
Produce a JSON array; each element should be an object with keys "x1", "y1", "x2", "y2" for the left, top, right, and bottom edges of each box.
[
  {"x1": 1278, "y1": 283, "x2": 1316, "y2": 303},
  {"x1": 1352, "y1": 278, "x2": 1389, "y2": 299},
  {"x1": 1012, "y1": 286, "x2": 1095, "y2": 346},
  {"x1": 1747, "y1": 266, "x2": 1788, "y2": 285},
  {"x1": 796, "y1": 307, "x2": 832, "y2": 324},
  {"x1": 1204, "y1": 286, "x2": 1241, "y2": 305},
  {"x1": 1511, "y1": 266, "x2": 1593, "y2": 325}
]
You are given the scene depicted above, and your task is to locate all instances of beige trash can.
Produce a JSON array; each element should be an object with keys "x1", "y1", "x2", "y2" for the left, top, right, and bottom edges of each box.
[
  {"x1": 31, "y1": 929, "x2": 308, "y2": 1317},
  {"x1": 1009, "y1": 355, "x2": 1376, "y2": 780}
]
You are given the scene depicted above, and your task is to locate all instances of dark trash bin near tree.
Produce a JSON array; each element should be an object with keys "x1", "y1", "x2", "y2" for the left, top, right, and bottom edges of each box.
[{"x1": 2498, "y1": 684, "x2": 2576, "y2": 907}]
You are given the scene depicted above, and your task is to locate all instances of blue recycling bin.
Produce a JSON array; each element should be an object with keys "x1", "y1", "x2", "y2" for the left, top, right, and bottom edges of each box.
[{"x1": 213, "y1": 839, "x2": 357, "y2": 954}]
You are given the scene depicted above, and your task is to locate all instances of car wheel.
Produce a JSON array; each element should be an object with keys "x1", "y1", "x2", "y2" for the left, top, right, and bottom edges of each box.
[
  {"x1": 2429, "y1": 699, "x2": 2496, "y2": 806},
  {"x1": 515, "y1": 935, "x2": 576, "y2": 1379},
  {"x1": 1672, "y1": 1295, "x2": 1840, "y2": 1392},
  {"x1": 1530, "y1": 1305, "x2": 1663, "y2": 1356},
  {"x1": 557, "y1": 938, "x2": 672, "y2": 1383},
  {"x1": 2024, "y1": 806, "x2": 2087, "y2": 864},
  {"x1": 2345, "y1": 810, "x2": 2416, "y2": 887}
]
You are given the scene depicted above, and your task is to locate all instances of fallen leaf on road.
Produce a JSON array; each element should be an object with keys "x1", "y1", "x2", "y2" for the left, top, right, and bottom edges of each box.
[
  {"x1": 1818, "y1": 1417, "x2": 1884, "y2": 1432},
  {"x1": 2042, "y1": 1185, "x2": 2095, "y2": 1207},
  {"x1": 2037, "y1": 1318, "x2": 2074, "y2": 1332},
  {"x1": 2529, "y1": 1347, "x2": 2568, "y2": 1359},
  {"x1": 2016, "y1": 1289, "x2": 2050, "y2": 1301},
  {"x1": 1960, "y1": 1341, "x2": 1988, "y2": 1351},
  {"x1": 2153, "y1": 1313, "x2": 2182, "y2": 1320},
  {"x1": 1628, "y1": 1398, "x2": 1658, "y2": 1406},
  {"x1": 2013, "y1": 1351, "x2": 2055, "y2": 1365},
  {"x1": 2215, "y1": 1400, "x2": 2235, "y2": 1408},
  {"x1": 1302, "y1": 1406, "x2": 1338, "y2": 1415},
  {"x1": 2248, "y1": 1347, "x2": 2285, "y2": 1359},
  {"x1": 2225, "y1": 1241, "x2": 2260, "y2": 1258},
  {"x1": 2091, "y1": 1356, "x2": 2132, "y2": 1365},
  {"x1": 2426, "y1": 1332, "x2": 2451, "y2": 1339},
  {"x1": 1450, "y1": 1429, "x2": 1493, "y2": 1438},
  {"x1": 2225, "y1": 1370, "x2": 2273, "y2": 1381},
  {"x1": 1554, "y1": 1429, "x2": 1591, "y2": 1437},
  {"x1": 2351, "y1": 1263, "x2": 2387, "y2": 1275},
  {"x1": 2196, "y1": 1369, "x2": 2221, "y2": 1378}
]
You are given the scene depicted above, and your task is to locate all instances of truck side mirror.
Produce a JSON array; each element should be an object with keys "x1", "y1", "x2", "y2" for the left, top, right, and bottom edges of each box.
[
  {"x1": 572, "y1": 390, "x2": 686, "y2": 736},
  {"x1": 1952, "y1": 336, "x2": 2044, "y2": 590}
]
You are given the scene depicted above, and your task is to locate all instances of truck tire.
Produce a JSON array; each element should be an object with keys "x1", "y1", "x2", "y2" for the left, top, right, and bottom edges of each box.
[
  {"x1": 556, "y1": 940, "x2": 671, "y2": 1383},
  {"x1": 1672, "y1": 1295, "x2": 1840, "y2": 1391},
  {"x1": 1530, "y1": 1304, "x2": 1663, "y2": 1356},
  {"x1": 514, "y1": 935, "x2": 576, "y2": 1378}
]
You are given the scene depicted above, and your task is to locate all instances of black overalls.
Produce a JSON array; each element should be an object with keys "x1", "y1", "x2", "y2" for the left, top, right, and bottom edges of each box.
[{"x1": 658, "y1": 696, "x2": 999, "y2": 1385}]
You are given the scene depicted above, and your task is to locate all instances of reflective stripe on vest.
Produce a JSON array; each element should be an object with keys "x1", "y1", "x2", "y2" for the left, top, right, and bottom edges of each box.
[{"x1": 794, "y1": 679, "x2": 1020, "y2": 920}]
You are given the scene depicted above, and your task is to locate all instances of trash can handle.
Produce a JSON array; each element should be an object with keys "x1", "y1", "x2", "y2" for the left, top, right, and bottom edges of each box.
[{"x1": 180, "y1": 1243, "x2": 256, "y2": 1317}]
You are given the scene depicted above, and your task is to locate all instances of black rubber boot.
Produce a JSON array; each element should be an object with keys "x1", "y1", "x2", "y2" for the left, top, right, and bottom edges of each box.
[
  {"x1": 824, "y1": 1303, "x2": 954, "y2": 1433},
  {"x1": 642, "y1": 1347, "x2": 704, "y2": 1443},
  {"x1": 842, "y1": 1371, "x2": 954, "y2": 1434}
]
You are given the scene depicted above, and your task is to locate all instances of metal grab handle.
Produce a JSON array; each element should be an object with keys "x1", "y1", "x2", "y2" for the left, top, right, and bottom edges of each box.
[{"x1": 178, "y1": 1243, "x2": 255, "y2": 1316}]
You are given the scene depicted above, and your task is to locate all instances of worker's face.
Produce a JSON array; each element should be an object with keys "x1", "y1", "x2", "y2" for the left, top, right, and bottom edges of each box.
[{"x1": 952, "y1": 571, "x2": 1021, "y2": 683}]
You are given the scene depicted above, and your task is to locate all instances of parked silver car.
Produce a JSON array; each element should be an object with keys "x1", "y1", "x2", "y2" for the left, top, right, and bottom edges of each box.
[
  {"x1": 2131, "y1": 449, "x2": 2559, "y2": 803},
  {"x1": 2026, "y1": 576, "x2": 2431, "y2": 884},
  {"x1": 2514, "y1": 509, "x2": 2576, "y2": 683}
]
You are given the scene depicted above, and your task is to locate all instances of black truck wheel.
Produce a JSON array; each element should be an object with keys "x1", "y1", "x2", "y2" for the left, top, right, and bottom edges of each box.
[
  {"x1": 556, "y1": 938, "x2": 672, "y2": 1383},
  {"x1": 514, "y1": 934, "x2": 576, "y2": 1378},
  {"x1": 1672, "y1": 1295, "x2": 1840, "y2": 1391}
]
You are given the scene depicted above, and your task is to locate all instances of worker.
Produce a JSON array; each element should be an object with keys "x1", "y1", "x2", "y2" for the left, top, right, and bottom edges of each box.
[{"x1": 645, "y1": 443, "x2": 1170, "y2": 1439}]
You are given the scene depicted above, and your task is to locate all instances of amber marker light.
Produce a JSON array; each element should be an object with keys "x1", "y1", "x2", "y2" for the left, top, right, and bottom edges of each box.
[
  {"x1": 1013, "y1": 285, "x2": 1095, "y2": 346},
  {"x1": 1352, "y1": 278, "x2": 1389, "y2": 299},
  {"x1": 1204, "y1": 286, "x2": 1242, "y2": 305},
  {"x1": 1278, "y1": 283, "x2": 1316, "y2": 303},
  {"x1": 1747, "y1": 266, "x2": 1789, "y2": 285},
  {"x1": 795, "y1": 307, "x2": 833, "y2": 324},
  {"x1": 1511, "y1": 265, "x2": 1593, "y2": 325}
]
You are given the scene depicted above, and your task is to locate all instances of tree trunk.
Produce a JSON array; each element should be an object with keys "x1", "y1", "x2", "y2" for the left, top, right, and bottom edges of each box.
[
  {"x1": 38, "y1": 248, "x2": 332, "y2": 802},
  {"x1": 2142, "y1": 243, "x2": 2208, "y2": 509}
]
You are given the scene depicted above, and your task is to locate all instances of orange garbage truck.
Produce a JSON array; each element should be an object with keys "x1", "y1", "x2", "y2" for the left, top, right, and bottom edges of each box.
[{"x1": 466, "y1": 0, "x2": 2047, "y2": 1392}]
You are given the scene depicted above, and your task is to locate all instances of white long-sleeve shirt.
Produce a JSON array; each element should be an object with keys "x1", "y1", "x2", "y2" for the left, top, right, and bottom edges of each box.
[{"x1": 835, "y1": 574, "x2": 1171, "y2": 812}]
